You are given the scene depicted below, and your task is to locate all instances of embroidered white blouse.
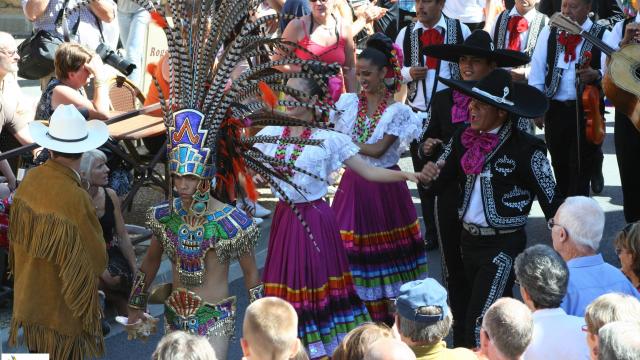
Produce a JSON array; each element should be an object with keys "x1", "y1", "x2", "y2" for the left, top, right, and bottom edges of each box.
[
  {"x1": 253, "y1": 127, "x2": 359, "y2": 203},
  {"x1": 330, "y1": 93, "x2": 422, "y2": 168}
]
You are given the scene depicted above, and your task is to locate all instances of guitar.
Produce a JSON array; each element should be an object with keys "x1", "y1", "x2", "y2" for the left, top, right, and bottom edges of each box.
[{"x1": 550, "y1": 12, "x2": 640, "y2": 131}]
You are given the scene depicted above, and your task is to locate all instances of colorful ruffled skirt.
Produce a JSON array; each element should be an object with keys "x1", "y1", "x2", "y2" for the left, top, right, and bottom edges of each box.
[
  {"x1": 332, "y1": 167, "x2": 428, "y2": 325},
  {"x1": 263, "y1": 199, "x2": 371, "y2": 359}
]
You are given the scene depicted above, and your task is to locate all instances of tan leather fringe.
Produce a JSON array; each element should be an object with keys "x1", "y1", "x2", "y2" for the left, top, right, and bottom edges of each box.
[
  {"x1": 8, "y1": 198, "x2": 103, "y2": 337},
  {"x1": 8, "y1": 320, "x2": 104, "y2": 360}
]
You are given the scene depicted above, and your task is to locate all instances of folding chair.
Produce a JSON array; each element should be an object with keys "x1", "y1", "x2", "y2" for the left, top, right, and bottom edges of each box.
[{"x1": 107, "y1": 76, "x2": 169, "y2": 210}]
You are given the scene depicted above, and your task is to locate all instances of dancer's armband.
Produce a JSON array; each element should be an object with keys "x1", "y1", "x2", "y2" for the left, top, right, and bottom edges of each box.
[{"x1": 128, "y1": 270, "x2": 149, "y2": 310}]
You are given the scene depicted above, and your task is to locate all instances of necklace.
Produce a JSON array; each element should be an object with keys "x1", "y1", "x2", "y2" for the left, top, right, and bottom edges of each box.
[
  {"x1": 353, "y1": 90, "x2": 390, "y2": 143},
  {"x1": 274, "y1": 127, "x2": 312, "y2": 178}
]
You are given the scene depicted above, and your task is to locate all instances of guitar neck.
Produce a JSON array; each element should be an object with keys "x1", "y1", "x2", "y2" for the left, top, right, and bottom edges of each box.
[{"x1": 578, "y1": 29, "x2": 616, "y2": 56}]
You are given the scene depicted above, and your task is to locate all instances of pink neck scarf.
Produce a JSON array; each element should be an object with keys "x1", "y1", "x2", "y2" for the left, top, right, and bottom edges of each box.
[{"x1": 460, "y1": 127, "x2": 500, "y2": 175}]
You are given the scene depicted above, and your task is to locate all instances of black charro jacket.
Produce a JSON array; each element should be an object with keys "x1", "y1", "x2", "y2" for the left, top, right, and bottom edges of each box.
[{"x1": 429, "y1": 119, "x2": 563, "y2": 229}]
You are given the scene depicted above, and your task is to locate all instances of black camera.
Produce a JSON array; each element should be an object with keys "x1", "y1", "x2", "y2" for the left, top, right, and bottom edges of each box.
[{"x1": 95, "y1": 43, "x2": 136, "y2": 76}]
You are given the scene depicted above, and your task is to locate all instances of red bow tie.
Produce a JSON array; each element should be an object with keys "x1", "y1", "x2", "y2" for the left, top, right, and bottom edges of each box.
[
  {"x1": 558, "y1": 32, "x2": 582, "y2": 63},
  {"x1": 507, "y1": 15, "x2": 528, "y2": 51},
  {"x1": 420, "y1": 28, "x2": 444, "y2": 69}
]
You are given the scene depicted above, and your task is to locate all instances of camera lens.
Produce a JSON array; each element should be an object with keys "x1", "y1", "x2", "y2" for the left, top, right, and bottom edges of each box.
[{"x1": 96, "y1": 43, "x2": 137, "y2": 76}]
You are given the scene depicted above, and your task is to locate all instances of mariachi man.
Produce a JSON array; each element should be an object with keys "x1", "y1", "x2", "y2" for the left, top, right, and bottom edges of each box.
[
  {"x1": 603, "y1": 4, "x2": 640, "y2": 222},
  {"x1": 529, "y1": 0, "x2": 609, "y2": 197},
  {"x1": 394, "y1": 0, "x2": 470, "y2": 249},
  {"x1": 538, "y1": 0, "x2": 621, "y2": 194},
  {"x1": 418, "y1": 30, "x2": 529, "y2": 347},
  {"x1": 490, "y1": 0, "x2": 548, "y2": 132},
  {"x1": 420, "y1": 69, "x2": 562, "y2": 348},
  {"x1": 539, "y1": 0, "x2": 624, "y2": 29}
]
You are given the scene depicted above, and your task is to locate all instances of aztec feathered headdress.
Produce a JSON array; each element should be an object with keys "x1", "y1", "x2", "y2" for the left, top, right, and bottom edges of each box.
[{"x1": 111, "y1": 0, "x2": 341, "y2": 229}]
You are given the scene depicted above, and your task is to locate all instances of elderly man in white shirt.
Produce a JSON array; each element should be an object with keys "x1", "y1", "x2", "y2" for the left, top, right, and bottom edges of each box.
[{"x1": 514, "y1": 244, "x2": 590, "y2": 360}]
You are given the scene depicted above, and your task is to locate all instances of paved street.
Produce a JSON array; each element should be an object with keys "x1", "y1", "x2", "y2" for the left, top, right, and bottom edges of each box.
[{"x1": 1, "y1": 88, "x2": 628, "y2": 358}]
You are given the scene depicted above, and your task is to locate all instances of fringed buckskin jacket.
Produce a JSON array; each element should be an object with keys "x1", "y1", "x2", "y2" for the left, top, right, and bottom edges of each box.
[{"x1": 8, "y1": 160, "x2": 107, "y2": 360}]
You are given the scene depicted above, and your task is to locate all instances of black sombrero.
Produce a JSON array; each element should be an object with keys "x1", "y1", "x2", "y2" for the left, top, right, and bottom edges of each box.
[
  {"x1": 438, "y1": 68, "x2": 549, "y2": 119},
  {"x1": 423, "y1": 30, "x2": 530, "y2": 68}
]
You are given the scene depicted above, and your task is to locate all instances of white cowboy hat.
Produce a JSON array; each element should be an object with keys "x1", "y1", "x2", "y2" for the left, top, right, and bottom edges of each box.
[{"x1": 30, "y1": 104, "x2": 109, "y2": 153}]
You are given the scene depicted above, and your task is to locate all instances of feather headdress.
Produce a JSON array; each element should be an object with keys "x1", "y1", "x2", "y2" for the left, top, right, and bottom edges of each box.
[{"x1": 120, "y1": 0, "x2": 340, "y2": 237}]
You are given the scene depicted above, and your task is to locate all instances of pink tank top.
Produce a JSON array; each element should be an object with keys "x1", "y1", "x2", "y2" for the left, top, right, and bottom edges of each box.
[{"x1": 294, "y1": 18, "x2": 346, "y2": 66}]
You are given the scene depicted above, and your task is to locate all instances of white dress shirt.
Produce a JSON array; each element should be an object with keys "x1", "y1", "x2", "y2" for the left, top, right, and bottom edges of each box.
[
  {"x1": 462, "y1": 127, "x2": 500, "y2": 226},
  {"x1": 442, "y1": 0, "x2": 486, "y2": 24},
  {"x1": 603, "y1": 14, "x2": 638, "y2": 51},
  {"x1": 489, "y1": 7, "x2": 540, "y2": 53},
  {"x1": 395, "y1": 16, "x2": 471, "y2": 111},
  {"x1": 523, "y1": 308, "x2": 590, "y2": 360},
  {"x1": 529, "y1": 18, "x2": 609, "y2": 101}
]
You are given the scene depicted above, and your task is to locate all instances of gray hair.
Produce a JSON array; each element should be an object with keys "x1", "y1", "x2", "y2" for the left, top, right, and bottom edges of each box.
[
  {"x1": 397, "y1": 306, "x2": 452, "y2": 345},
  {"x1": 483, "y1": 298, "x2": 533, "y2": 359},
  {"x1": 152, "y1": 331, "x2": 217, "y2": 360},
  {"x1": 556, "y1": 196, "x2": 605, "y2": 251},
  {"x1": 584, "y1": 293, "x2": 640, "y2": 334},
  {"x1": 514, "y1": 244, "x2": 568, "y2": 309},
  {"x1": 79, "y1": 149, "x2": 107, "y2": 184},
  {"x1": 598, "y1": 321, "x2": 640, "y2": 360}
]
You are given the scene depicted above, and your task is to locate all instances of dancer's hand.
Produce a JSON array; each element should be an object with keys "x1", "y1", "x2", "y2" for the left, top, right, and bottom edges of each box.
[
  {"x1": 404, "y1": 172, "x2": 421, "y2": 183},
  {"x1": 420, "y1": 160, "x2": 445, "y2": 184},
  {"x1": 421, "y1": 138, "x2": 443, "y2": 157},
  {"x1": 127, "y1": 308, "x2": 144, "y2": 326}
]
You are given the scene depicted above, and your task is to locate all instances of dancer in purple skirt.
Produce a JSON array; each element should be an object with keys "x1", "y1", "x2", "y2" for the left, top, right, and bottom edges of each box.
[
  {"x1": 254, "y1": 77, "x2": 421, "y2": 360},
  {"x1": 331, "y1": 34, "x2": 428, "y2": 325}
]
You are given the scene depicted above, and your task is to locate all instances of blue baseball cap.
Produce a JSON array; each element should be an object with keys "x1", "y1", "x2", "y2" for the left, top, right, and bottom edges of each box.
[{"x1": 395, "y1": 278, "x2": 450, "y2": 324}]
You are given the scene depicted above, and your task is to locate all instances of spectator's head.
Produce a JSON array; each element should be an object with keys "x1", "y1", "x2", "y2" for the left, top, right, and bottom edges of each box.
[
  {"x1": 79, "y1": 149, "x2": 109, "y2": 189},
  {"x1": 395, "y1": 278, "x2": 452, "y2": 347},
  {"x1": 598, "y1": 321, "x2": 640, "y2": 360},
  {"x1": 291, "y1": 340, "x2": 309, "y2": 360},
  {"x1": 514, "y1": 244, "x2": 569, "y2": 311},
  {"x1": 551, "y1": 196, "x2": 604, "y2": 260},
  {"x1": 31, "y1": 104, "x2": 108, "y2": 163},
  {"x1": 54, "y1": 43, "x2": 94, "y2": 87},
  {"x1": 241, "y1": 297, "x2": 299, "y2": 360},
  {"x1": 309, "y1": 0, "x2": 336, "y2": 19},
  {"x1": 357, "y1": 33, "x2": 396, "y2": 94},
  {"x1": 152, "y1": 331, "x2": 217, "y2": 360},
  {"x1": 561, "y1": 0, "x2": 592, "y2": 24},
  {"x1": 0, "y1": 32, "x2": 18, "y2": 78},
  {"x1": 363, "y1": 338, "x2": 417, "y2": 360},
  {"x1": 514, "y1": 0, "x2": 541, "y2": 15},
  {"x1": 584, "y1": 293, "x2": 640, "y2": 360},
  {"x1": 480, "y1": 298, "x2": 533, "y2": 360},
  {"x1": 415, "y1": 0, "x2": 446, "y2": 27},
  {"x1": 614, "y1": 222, "x2": 640, "y2": 286},
  {"x1": 332, "y1": 323, "x2": 393, "y2": 360}
]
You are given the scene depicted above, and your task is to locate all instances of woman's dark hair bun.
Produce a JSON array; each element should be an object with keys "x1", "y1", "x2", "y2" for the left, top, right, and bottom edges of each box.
[{"x1": 365, "y1": 33, "x2": 394, "y2": 59}]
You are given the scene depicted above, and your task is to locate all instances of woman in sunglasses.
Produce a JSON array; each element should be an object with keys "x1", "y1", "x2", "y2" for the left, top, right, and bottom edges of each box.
[{"x1": 275, "y1": 0, "x2": 357, "y2": 95}]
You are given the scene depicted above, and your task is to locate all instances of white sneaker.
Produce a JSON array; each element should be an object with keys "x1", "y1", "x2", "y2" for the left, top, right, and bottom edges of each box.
[
  {"x1": 252, "y1": 202, "x2": 271, "y2": 218},
  {"x1": 238, "y1": 198, "x2": 271, "y2": 218},
  {"x1": 253, "y1": 217, "x2": 264, "y2": 226}
]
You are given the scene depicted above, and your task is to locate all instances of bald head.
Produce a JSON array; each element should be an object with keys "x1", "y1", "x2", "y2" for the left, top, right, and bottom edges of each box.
[
  {"x1": 483, "y1": 298, "x2": 533, "y2": 359},
  {"x1": 364, "y1": 338, "x2": 417, "y2": 360}
]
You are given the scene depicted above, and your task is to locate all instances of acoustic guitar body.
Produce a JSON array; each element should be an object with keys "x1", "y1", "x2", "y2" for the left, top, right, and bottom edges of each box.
[{"x1": 605, "y1": 44, "x2": 640, "y2": 132}]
